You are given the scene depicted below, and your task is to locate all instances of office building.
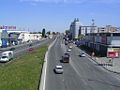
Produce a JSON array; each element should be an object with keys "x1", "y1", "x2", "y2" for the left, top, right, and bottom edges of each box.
[{"x1": 70, "y1": 18, "x2": 80, "y2": 39}]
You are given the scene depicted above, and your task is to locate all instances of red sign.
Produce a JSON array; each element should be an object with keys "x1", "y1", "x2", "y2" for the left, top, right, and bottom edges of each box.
[
  {"x1": 107, "y1": 52, "x2": 119, "y2": 58},
  {"x1": 0, "y1": 25, "x2": 16, "y2": 30}
]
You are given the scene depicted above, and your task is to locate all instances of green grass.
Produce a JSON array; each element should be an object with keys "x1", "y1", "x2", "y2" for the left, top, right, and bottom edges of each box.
[{"x1": 0, "y1": 46, "x2": 48, "y2": 90}]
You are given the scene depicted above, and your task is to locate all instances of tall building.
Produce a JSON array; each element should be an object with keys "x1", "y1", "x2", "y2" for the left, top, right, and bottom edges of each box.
[{"x1": 70, "y1": 18, "x2": 80, "y2": 39}]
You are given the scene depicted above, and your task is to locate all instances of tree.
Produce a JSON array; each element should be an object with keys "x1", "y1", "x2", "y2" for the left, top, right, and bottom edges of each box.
[
  {"x1": 42, "y1": 28, "x2": 46, "y2": 37},
  {"x1": 78, "y1": 34, "x2": 85, "y2": 40},
  {"x1": 46, "y1": 31, "x2": 51, "y2": 35},
  {"x1": 38, "y1": 32, "x2": 42, "y2": 34},
  {"x1": 52, "y1": 32, "x2": 56, "y2": 35},
  {"x1": 65, "y1": 30, "x2": 70, "y2": 35}
]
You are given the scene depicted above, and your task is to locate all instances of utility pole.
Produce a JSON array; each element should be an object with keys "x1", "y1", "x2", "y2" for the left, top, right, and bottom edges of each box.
[
  {"x1": 91, "y1": 19, "x2": 95, "y2": 33},
  {"x1": 91, "y1": 19, "x2": 95, "y2": 57}
]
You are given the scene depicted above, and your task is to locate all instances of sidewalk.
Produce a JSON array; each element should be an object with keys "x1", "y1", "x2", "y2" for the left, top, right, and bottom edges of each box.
[{"x1": 91, "y1": 57, "x2": 120, "y2": 74}]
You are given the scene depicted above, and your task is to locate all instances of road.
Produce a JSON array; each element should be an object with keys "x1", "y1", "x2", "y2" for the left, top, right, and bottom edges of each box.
[
  {"x1": 0, "y1": 37, "x2": 55, "y2": 60},
  {"x1": 45, "y1": 35, "x2": 120, "y2": 90}
]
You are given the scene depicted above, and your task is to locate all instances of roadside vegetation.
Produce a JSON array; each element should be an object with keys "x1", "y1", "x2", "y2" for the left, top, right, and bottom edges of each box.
[{"x1": 0, "y1": 46, "x2": 48, "y2": 90}]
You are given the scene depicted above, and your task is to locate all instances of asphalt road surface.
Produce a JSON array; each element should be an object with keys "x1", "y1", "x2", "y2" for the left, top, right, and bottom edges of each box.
[
  {"x1": 45, "y1": 36, "x2": 120, "y2": 90},
  {"x1": 0, "y1": 37, "x2": 55, "y2": 61}
]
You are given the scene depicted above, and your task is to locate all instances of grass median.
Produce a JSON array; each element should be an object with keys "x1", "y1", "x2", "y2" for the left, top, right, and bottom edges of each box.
[{"x1": 0, "y1": 45, "x2": 48, "y2": 90}]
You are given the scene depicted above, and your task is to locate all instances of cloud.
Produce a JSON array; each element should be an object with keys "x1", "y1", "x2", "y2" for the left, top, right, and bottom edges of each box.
[{"x1": 19, "y1": 0, "x2": 120, "y2": 4}]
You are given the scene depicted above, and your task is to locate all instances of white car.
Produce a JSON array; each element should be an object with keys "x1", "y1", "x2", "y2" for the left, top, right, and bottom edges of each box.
[
  {"x1": 67, "y1": 49, "x2": 71, "y2": 52},
  {"x1": 0, "y1": 56, "x2": 9, "y2": 62},
  {"x1": 80, "y1": 53, "x2": 86, "y2": 57},
  {"x1": 69, "y1": 46, "x2": 72, "y2": 49},
  {"x1": 54, "y1": 65, "x2": 63, "y2": 74}
]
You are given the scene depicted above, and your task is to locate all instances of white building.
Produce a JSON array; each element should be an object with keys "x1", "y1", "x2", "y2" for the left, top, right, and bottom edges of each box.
[
  {"x1": 97, "y1": 25, "x2": 118, "y2": 33},
  {"x1": 29, "y1": 34, "x2": 42, "y2": 40},
  {"x1": 70, "y1": 18, "x2": 81, "y2": 39},
  {"x1": 18, "y1": 32, "x2": 42, "y2": 43}
]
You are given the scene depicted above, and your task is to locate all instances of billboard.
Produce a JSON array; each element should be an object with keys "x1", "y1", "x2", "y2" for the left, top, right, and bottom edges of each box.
[
  {"x1": 0, "y1": 25, "x2": 16, "y2": 30},
  {"x1": 107, "y1": 48, "x2": 119, "y2": 58}
]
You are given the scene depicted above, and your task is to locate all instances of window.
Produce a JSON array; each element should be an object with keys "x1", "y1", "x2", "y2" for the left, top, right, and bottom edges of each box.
[{"x1": 113, "y1": 33, "x2": 120, "y2": 36}]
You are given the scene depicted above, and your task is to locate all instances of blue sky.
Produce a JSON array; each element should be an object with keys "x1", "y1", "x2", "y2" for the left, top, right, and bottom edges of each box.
[{"x1": 0, "y1": 0, "x2": 120, "y2": 32}]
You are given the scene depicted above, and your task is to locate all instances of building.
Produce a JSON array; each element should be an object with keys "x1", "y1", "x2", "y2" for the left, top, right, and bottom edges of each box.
[
  {"x1": 1, "y1": 29, "x2": 9, "y2": 47},
  {"x1": 18, "y1": 32, "x2": 42, "y2": 43},
  {"x1": 98, "y1": 25, "x2": 118, "y2": 33},
  {"x1": 84, "y1": 30, "x2": 120, "y2": 57},
  {"x1": 0, "y1": 25, "x2": 29, "y2": 46},
  {"x1": 70, "y1": 18, "x2": 81, "y2": 39}
]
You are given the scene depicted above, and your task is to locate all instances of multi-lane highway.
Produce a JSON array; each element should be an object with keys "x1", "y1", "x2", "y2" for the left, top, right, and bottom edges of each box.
[
  {"x1": 45, "y1": 35, "x2": 120, "y2": 90},
  {"x1": 0, "y1": 37, "x2": 55, "y2": 61}
]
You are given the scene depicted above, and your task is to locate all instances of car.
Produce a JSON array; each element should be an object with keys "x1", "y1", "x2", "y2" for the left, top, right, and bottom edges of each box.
[
  {"x1": 64, "y1": 52, "x2": 70, "y2": 56},
  {"x1": 0, "y1": 56, "x2": 9, "y2": 62},
  {"x1": 67, "y1": 49, "x2": 71, "y2": 52},
  {"x1": 61, "y1": 52, "x2": 70, "y2": 63},
  {"x1": 69, "y1": 46, "x2": 72, "y2": 49},
  {"x1": 80, "y1": 53, "x2": 86, "y2": 57},
  {"x1": 65, "y1": 41, "x2": 68, "y2": 45},
  {"x1": 54, "y1": 65, "x2": 63, "y2": 74},
  {"x1": 9, "y1": 48, "x2": 15, "y2": 51}
]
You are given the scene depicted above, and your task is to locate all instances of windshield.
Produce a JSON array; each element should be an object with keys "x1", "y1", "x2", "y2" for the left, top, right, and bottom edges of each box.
[
  {"x1": 1, "y1": 56, "x2": 8, "y2": 59},
  {"x1": 56, "y1": 67, "x2": 62, "y2": 69}
]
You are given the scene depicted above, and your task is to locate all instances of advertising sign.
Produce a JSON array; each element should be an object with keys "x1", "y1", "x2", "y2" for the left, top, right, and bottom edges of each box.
[
  {"x1": 107, "y1": 48, "x2": 119, "y2": 58},
  {"x1": 107, "y1": 52, "x2": 116, "y2": 57},
  {"x1": 0, "y1": 25, "x2": 16, "y2": 30}
]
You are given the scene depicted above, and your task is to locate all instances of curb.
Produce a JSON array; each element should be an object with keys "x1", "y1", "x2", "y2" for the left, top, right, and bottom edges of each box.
[
  {"x1": 39, "y1": 37, "x2": 57, "y2": 90},
  {"x1": 85, "y1": 51, "x2": 120, "y2": 74},
  {"x1": 77, "y1": 46, "x2": 120, "y2": 74}
]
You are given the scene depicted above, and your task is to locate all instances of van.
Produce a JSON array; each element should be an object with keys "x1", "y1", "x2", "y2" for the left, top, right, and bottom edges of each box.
[{"x1": 0, "y1": 51, "x2": 13, "y2": 62}]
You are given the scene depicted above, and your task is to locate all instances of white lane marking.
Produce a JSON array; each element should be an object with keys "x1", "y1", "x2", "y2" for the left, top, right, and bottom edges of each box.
[{"x1": 43, "y1": 51, "x2": 48, "y2": 90}]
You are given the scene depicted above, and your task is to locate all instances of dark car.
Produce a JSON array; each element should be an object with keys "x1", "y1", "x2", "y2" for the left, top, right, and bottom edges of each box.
[
  {"x1": 64, "y1": 52, "x2": 70, "y2": 56},
  {"x1": 65, "y1": 41, "x2": 68, "y2": 45},
  {"x1": 62, "y1": 53, "x2": 70, "y2": 63},
  {"x1": 9, "y1": 48, "x2": 15, "y2": 51}
]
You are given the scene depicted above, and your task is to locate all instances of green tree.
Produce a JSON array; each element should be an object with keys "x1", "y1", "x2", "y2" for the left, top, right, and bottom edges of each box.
[
  {"x1": 42, "y1": 28, "x2": 46, "y2": 37},
  {"x1": 65, "y1": 30, "x2": 70, "y2": 35},
  {"x1": 38, "y1": 32, "x2": 42, "y2": 34},
  {"x1": 46, "y1": 31, "x2": 51, "y2": 35},
  {"x1": 78, "y1": 34, "x2": 85, "y2": 40},
  {"x1": 52, "y1": 32, "x2": 56, "y2": 35}
]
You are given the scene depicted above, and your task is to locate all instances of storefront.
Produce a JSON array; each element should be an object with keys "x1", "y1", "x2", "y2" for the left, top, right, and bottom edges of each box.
[{"x1": 107, "y1": 47, "x2": 120, "y2": 58}]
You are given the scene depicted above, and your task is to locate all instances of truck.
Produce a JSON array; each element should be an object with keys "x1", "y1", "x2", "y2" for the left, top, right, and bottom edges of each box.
[
  {"x1": 62, "y1": 53, "x2": 70, "y2": 63},
  {"x1": 0, "y1": 51, "x2": 13, "y2": 62}
]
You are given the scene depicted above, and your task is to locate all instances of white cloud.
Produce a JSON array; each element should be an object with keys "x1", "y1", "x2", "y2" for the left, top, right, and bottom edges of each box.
[{"x1": 19, "y1": 0, "x2": 120, "y2": 4}]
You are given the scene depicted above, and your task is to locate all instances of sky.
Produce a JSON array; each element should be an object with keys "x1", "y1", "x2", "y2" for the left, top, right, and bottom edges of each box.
[{"x1": 0, "y1": 0, "x2": 120, "y2": 32}]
